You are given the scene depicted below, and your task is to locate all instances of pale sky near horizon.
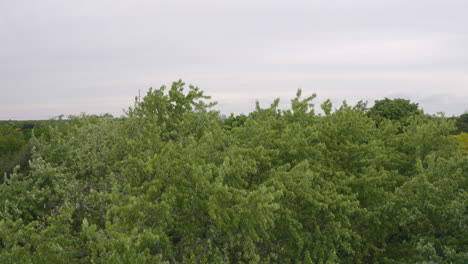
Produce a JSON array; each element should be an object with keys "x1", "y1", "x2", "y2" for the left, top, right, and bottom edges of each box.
[{"x1": 1, "y1": 0, "x2": 467, "y2": 120}]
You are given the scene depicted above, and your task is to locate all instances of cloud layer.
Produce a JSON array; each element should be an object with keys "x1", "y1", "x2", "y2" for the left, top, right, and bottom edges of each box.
[{"x1": 1, "y1": 0, "x2": 467, "y2": 119}]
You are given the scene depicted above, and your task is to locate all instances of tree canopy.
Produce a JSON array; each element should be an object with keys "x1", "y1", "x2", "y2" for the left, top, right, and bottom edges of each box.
[
  {"x1": 0, "y1": 81, "x2": 467, "y2": 263},
  {"x1": 455, "y1": 113, "x2": 468, "y2": 133},
  {"x1": 367, "y1": 98, "x2": 422, "y2": 123}
]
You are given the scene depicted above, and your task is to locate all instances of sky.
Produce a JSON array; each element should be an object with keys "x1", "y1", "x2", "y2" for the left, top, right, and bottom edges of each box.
[{"x1": 1, "y1": 0, "x2": 467, "y2": 120}]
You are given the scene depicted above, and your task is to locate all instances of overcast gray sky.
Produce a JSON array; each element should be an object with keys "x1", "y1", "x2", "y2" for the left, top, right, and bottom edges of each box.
[{"x1": 1, "y1": 0, "x2": 467, "y2": 119}]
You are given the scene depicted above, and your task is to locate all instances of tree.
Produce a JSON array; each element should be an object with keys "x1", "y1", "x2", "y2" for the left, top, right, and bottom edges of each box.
[
  {"x1": 0, "y1": 82, "x2": 466, "y2": 263},
  {"x1": 455, "y1": 113, "x2": 468, "y2": 133},
  {"x1": 367, "y1": 98, "x2": 421, "y2": 123},
  {"x1": 0, "y1": 122, "x2": 29, "y2": 179},
  {"x1": 454, "y1": 132, "x2": 468, "y2": 155}
]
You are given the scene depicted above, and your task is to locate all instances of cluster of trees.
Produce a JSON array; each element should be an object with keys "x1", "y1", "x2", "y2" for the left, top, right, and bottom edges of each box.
[
  {"x1": 0, "y1": 121, "x2": 61, "y2": 179},
  {"x1": 0, "y1": 122, "x2": 35, "y2": 178},
  {"x1": 1, "y1": 80, "x2": 467, "y2": 263}
]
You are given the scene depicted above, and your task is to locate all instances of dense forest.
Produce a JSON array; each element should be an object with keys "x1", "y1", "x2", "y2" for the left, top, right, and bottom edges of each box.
[{"x1": 1, "y1": 80, "x2": 467, "y2": 263}]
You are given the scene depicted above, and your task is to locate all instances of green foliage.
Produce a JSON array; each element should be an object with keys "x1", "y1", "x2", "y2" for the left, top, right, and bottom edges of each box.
[
  {"x1": 367, "y1": 98, "x2": 422, "y2": 123},
  {"x1": 0, "y1": 120, "x2": 60, "y2": 179},
  {"x1": 455, "y1": 113, "x2": 468, "y2": 133},
  {"x1": 0, "y1": 122, "x2": 29, "y2": 179},
  {"x1": 454, "y1": 132, "x2": 468, "y2": 155},
  {"x1": 1, "y1": 81, "x2": 467, "y2": 263},
  {"x1": 223, "y1": 114, "x2": 247, "y2": 129}
]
